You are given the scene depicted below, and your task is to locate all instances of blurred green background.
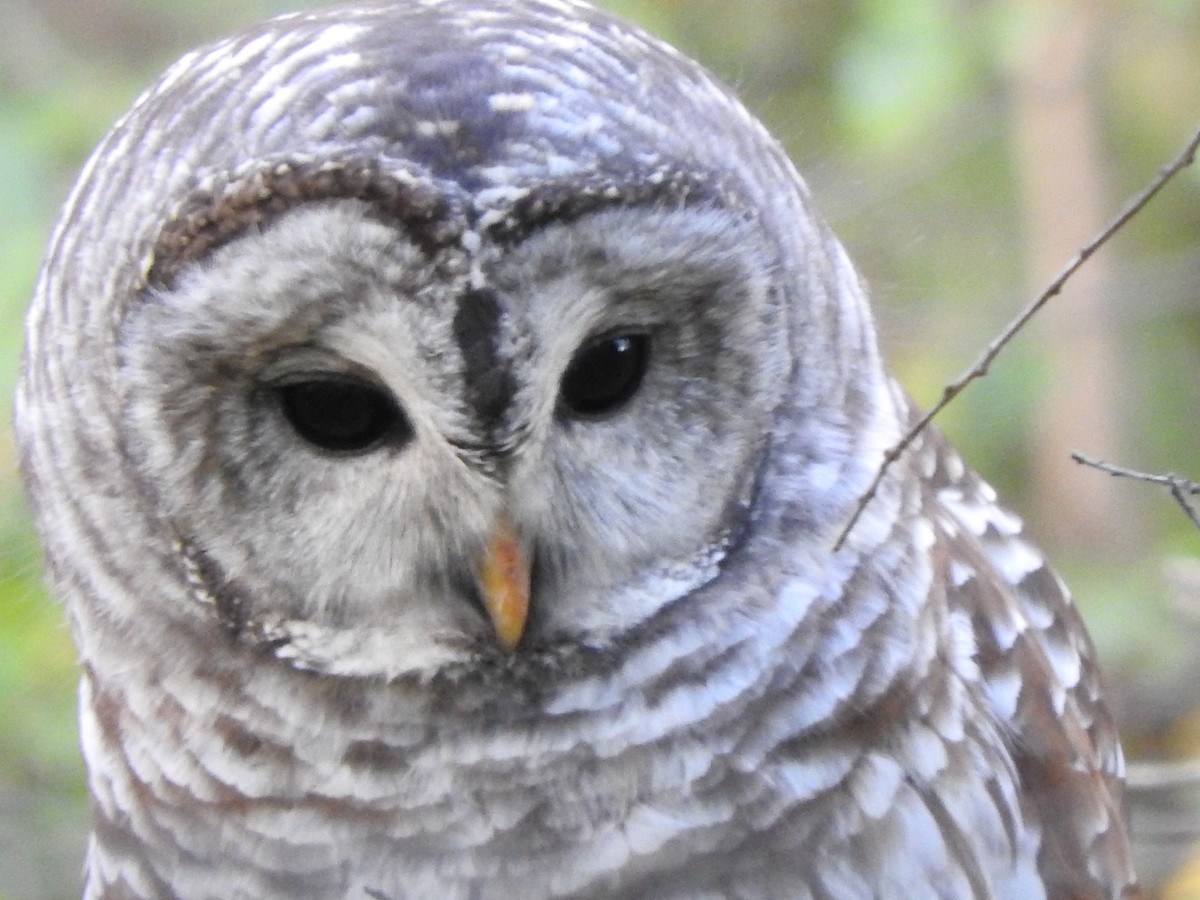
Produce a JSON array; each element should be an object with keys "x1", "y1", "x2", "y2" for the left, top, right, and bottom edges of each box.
[{"x1": 1, "y1": 1, "x2": 1198, "y2": 897}]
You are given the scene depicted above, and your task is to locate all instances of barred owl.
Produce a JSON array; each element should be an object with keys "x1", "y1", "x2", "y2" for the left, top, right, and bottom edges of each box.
[{"x1": 15, "y1": 1, "x2": 1138, "y2": 898}]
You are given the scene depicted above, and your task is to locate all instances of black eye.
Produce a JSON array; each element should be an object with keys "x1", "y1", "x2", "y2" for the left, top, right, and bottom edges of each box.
[
  {"x1": 559, "y1": 333, "x2": 650, "y2": 418},
  {"x1": 275, "y1": 378, "x2": 410, "y2": 453}
]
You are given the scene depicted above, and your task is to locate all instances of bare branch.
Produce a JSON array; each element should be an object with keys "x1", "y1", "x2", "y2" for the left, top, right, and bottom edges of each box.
[
  {"x1": 1071, "y1": 452, "x2": 1200, "y2": 534},
  {"x1": 833, "y1": 124, "x2": 1200, "y2": 552}
]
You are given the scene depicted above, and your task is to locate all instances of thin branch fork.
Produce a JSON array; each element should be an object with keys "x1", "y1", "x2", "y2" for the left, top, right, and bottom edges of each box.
[
  {"x1": 833, "y1": 124, "x2": 1200, "y2": 552},
  {"x1": 1071, "y1": 452, "x2": 1200, "y2": 534}
]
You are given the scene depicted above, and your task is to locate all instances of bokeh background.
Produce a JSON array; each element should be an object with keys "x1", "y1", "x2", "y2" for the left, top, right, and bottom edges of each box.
[{"x1": 1, "y1": 1, "x2": 1198, "y2": 897}]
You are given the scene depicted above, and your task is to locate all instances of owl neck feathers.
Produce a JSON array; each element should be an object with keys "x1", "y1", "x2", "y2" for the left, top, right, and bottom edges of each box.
[{"x1": 72, "y1": 485, "x2": 952, "y2": 900}]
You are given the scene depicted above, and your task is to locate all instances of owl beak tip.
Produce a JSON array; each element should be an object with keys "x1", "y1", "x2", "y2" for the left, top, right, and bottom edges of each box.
[{"x1": 476, "y1": 514, "x2": 531, "y2": 651}]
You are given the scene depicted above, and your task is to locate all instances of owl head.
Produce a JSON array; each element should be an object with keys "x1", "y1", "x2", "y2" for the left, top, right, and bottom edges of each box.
[{"x1": 17, "y1": 0, "x2": 898, "y2": 688}]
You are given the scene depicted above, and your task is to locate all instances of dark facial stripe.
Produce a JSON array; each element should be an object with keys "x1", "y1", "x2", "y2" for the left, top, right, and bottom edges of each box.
[{"x1": 452, "y1": 286, "x2": 517, "y2": 445}]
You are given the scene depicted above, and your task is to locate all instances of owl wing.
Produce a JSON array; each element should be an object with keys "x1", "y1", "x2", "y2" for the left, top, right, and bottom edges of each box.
[{"x1": 916, "y1": 421, "x2": 1141, "y2": 898}]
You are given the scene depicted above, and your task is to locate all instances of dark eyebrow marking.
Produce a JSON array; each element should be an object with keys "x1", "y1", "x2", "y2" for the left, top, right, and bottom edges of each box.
[
  {"x1": 481, "y1": 166, "x2": 735, "y2": 246},
  {"x1": 146, "y1": 158, "x2": 464, "y2": 290}
]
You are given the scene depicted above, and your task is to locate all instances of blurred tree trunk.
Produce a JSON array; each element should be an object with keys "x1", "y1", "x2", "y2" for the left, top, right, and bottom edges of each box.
[{"x1": 1008, "y1": 0, "x2": 1139, "y2": 555}]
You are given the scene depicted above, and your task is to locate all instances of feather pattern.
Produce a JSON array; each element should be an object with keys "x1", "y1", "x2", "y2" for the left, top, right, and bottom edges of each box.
[{"x1": 15, "y1": 1, "x2": 1136, "y2": 897}]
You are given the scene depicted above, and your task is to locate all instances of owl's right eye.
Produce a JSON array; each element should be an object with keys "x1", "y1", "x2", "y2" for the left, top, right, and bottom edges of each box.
[{"x1": 274, "y1": 378, "x2": 411, "y2": 453}]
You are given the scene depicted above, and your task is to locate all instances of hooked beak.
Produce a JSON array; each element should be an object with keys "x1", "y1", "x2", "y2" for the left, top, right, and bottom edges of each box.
[{"x1": 475, "y1": 513, "x2": 531, "y2": 651}]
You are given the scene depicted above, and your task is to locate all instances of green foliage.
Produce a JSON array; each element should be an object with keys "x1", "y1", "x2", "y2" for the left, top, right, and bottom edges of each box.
[
  {"x1": 835, "y1": 0, "x2": 979, "y2": 154},
  {"x1": 0, "y1": 527, "x2": 78, "y2": 787}
]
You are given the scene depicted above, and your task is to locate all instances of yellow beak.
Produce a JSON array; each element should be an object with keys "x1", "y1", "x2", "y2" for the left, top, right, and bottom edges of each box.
[{"x1": 475, "y1": 513, "x2": 531, "y2": 651}]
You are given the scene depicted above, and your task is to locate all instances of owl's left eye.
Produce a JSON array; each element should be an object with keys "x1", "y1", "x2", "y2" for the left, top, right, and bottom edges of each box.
[
  {"x1": 559, "y1": 332, "x2": 650, "y2": 419},
  {"x1": 273, "y1": 377, "x2": 410, "y2": 453}
]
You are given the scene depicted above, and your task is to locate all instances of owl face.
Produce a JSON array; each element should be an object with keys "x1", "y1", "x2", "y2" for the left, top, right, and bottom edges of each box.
[
  {"x1": 18, "y1": 0, "x2": 890, "y2": 694},
  {"x1": 117, "y1": 191, "x2": 784, "y2": 677}
]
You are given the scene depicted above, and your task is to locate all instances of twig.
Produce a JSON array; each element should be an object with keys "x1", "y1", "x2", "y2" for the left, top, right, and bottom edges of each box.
[
  {"x1": 1071, "y1": 452, "x2": 1200, "y2": 534},
  {"x1": 833, "y1": 124, "x2": 1200, "y2": 552}
]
